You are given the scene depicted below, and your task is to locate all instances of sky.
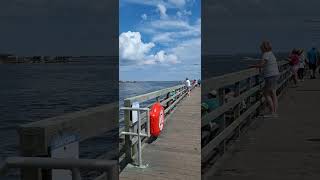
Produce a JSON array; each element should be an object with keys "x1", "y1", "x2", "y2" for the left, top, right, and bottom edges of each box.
[
  {"x1": 0, "y1": 0, "x2": 118, "y2": 56},
  {"x1": 119, "y1": 0, "x2": 201, "y2": 81},
  {"x1": 203, "y1": 0, "x2": 320, "y2": 55}
]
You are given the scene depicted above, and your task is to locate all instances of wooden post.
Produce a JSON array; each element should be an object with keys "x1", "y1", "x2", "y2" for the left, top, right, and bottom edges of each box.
[
  {"x1": 218, "y1": 88, "x2": 226, "y2": 153},
  {"x1": 18, "y1": 103, "x2": 118, "y2": 180},
  {"x1": 20, "y1": 168, "x2": 42, "y2": 180},
  {"x1": 124, "y1": 99, "x2": 133, "y2": 164},
  {"x1": 234, "y1": 81, "x2": 241, "y2": 137},
  {"x1": 234, "y1": 82, "x2": 241, "y2": 119},
  {"x1": 19, "y1": 128, "x2": 47, "y2": 180},
  {"x1": 255, "y1": 75, "x2": 262, "y2": 116}
]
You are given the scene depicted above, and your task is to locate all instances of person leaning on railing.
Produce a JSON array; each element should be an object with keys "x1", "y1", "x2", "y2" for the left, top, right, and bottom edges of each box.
[{"x1": 249, "y1": 41, "x2": 279, "y2": 118}]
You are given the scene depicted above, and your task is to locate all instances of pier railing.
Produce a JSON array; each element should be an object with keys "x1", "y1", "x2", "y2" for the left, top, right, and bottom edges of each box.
[
  {"x1": 119, "y1": 83, "x2": 195, "y2": 170},
  {"x1": 1, "y1": 102, "x2": 118, "y2": 180},
  {"x1": 201, "y1": 61, "x2": 292, "y2": 167}
]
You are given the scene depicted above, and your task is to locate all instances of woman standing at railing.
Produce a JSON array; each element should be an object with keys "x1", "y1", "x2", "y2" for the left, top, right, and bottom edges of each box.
[{"x1": 250, "y1": 41, "x2": 280, "y2": 118}]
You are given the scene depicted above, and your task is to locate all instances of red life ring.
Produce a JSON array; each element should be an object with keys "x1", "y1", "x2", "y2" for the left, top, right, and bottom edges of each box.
[{"x1": 149, "y1": 102, "x2": 165, "y2": 137}]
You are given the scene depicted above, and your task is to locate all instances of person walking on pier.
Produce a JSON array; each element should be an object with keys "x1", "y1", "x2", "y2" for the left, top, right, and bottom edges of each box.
[
  {"x1": 250, "y1": 41, "x2": 279, "y2": 117},
  {"x1": 307, "y1": 47, "x2": 318, "y2": 79},
  {"x1": 185, "y1": 78, "x2": 191, "y2": 97}
]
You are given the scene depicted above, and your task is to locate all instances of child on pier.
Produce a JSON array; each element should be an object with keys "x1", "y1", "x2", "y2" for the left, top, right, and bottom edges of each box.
[
  {"x1": 297, "y1": 49, "x2": 307, "y2": 81},
  {"x1": 288, "y1": 49, "x2": 300, "y2": 86}
]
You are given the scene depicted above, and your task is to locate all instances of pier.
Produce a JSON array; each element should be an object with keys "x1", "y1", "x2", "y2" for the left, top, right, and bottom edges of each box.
[
  {"x1": 120, "y1": 86, "x2": 201, "y2": 180},
  {"x1": 202, "y1": 61, "x2": 320, "y2": 179}
]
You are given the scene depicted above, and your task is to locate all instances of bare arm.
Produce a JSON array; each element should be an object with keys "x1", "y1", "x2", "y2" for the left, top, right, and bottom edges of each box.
[{"x1": 249, "y1": 59, "x2": 266, "y2": 68}]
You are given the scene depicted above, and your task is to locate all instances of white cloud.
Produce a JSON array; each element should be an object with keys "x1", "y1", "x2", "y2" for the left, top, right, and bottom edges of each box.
[
  {"x1": 176, "y1": 11, "x2": 182, "y2": 17},
  {"x1": 171, "y1": 38, "x2": 200, "y2": 63},
  {"x1": 120, "y1": 31, "x2": 180, "y2": 65},
  {"x1": 143, "y1": 17, "x2": 200, "y2": 46},
  {"x1": 122, "y1": 0, "x2": 188, "y2": 9},
  {"x1": 150, "y1": 19, "x2": 193, "y2": 30},
  {"x1": 176, "y1": 10, "x2": 192, "y2": 17},
  {"x1": 168, "y1": 0, "x2": 186, "y2": 7},
  {"x1": 146, "y1": 50, "x2": 180, "y2": 64},
  {"x1": 119, "y1": 31, "x2": 155, "y2": 62},
  {"x1": 157, "y1": 4, "x2": 168, "y2": 19},
  {"x1": 141, "y1": 13, "x2": 147, "y2": 20},
  {"x1": 152, "y1": 32, "x2": 174, "y2": 43}
]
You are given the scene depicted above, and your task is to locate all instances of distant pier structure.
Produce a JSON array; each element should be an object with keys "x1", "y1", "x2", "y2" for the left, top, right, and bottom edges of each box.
[{"x1": 0, "y1": 54, "x2": 72, "y2": 64}]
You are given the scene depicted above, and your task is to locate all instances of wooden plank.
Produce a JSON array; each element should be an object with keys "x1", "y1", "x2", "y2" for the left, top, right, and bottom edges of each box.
[
  {"x1": 202, "y1": 68, "x2": 259, "y2": 95},
  {"x1": 202, "y1": 99, "x2": 263, "y2": 162},
  {"x1": 202, "y1": 84, "x2": 261, "y2": 127},
  {"x1": 202, "y1": 61, "x2": 289, "y2": 95}
]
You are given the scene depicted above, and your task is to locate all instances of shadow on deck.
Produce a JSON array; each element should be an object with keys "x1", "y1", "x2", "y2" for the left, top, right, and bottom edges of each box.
[{"x1": 204, "y1": 78, "x2": 320, "y2": 180}]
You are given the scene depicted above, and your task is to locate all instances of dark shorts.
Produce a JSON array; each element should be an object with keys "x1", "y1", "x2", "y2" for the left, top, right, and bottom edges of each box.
[
  {"x1": 264, "y1": 75, "x2": 279, "y2": 91},
  {"x1": 309, "y1": 63, "x2": 316, "y2": 71}
]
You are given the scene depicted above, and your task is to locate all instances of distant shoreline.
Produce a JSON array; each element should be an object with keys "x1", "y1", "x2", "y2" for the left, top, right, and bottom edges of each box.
[
  {"x1": 0, "y1": 55, "x2": 117, "y2": 64},
  {"x1": 119, "y1": 80, "x2": 183, "y2": 83}
]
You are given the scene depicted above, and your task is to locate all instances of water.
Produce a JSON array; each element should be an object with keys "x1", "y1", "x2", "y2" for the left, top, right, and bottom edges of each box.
[
  {"x1": 119, "y1": 81, "x2": 182, "y2": 106},
  {"x1": 0, "y1": 58, "x2": 118, "y2": 179},
  {"x1": 202, "y1": 52, "x2": 288, "y2": 79}
]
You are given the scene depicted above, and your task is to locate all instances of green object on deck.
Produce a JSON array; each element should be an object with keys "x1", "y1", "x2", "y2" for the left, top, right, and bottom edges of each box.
[{"x1": 202, "y1": 98, "x2": 219, "y2": 111}]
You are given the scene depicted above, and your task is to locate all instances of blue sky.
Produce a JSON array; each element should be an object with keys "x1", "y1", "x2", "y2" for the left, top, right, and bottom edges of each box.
[{"x1": 119, "y1": 0, "x2": 201, "y2": 81}]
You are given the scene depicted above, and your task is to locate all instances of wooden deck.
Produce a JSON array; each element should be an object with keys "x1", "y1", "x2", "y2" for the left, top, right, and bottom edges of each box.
[
  {"x1": 120, "y1": 87, "x2": 201, "y2": 180},
  {"x1": 204, "y1": 78, "x2": 320, "y2": 180}
]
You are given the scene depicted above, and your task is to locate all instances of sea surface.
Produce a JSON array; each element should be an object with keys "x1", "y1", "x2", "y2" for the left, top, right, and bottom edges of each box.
[
  {"x1": 0, "y1": 58, "x2": 119, "y2": 179},
  {"x1": 202, "y1": 52, "x2": 288, "y2": 79}
]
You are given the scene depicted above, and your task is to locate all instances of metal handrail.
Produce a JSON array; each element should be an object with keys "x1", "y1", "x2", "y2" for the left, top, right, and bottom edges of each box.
[
  {"x1": 119, "y1": 107, "x2": 150, "y2": 168},
  {"x1": 1, "y1": 157, "x2": 118, "y2": 180}
]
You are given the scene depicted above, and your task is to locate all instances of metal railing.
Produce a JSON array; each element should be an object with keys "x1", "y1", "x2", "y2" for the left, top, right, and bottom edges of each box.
[
  {"x1": 119, "y1": 107, "x2": 150, "y2": 168},
  {"x1": 0, "y1": 157, "x2": 118, "y2": 180}
]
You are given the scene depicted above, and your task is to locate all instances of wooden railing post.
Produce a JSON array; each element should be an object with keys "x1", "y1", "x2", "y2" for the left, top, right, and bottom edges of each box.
[
  {"x1": 218, "y1": 88, "x2": 226, "y2": 153},
  {"x1": 124, "y1": 99, "x2": 133, "y2": 164},
  {"x1": 234, "y1": 82, "x2": 241, "y2": 138},
  {"x1": 255, "y1": 74, "x2": 263, "y2": 116}
]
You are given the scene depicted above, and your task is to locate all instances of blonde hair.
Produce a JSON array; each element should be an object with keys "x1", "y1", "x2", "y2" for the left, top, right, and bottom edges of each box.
[{"x1": 260, "y1": 41, "x2": 272, "y2": 52}]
